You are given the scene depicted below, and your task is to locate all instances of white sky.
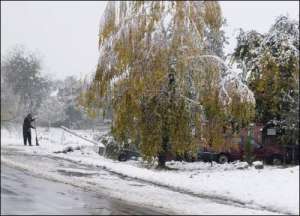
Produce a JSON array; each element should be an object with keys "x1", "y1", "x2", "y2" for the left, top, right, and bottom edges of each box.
[
  {"x1": 1, "y1": 1, "x2": 299, "y2": 80},
  {"x1": 220, "y1": 1, "x2": 299, "y2": 54},
  {"x1": 1, "y1": 1, "x2": 107, "y2": 80}
]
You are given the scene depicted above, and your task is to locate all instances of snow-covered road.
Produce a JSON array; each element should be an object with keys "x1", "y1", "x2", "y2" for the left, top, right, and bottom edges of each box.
[
  {"x1": 1, "y1": 162, "x2": 164, "y2": 215},
  {"x1": 1, "y1": 145, "x2": 280, "y2": 215},
  {"x1": 1, "y1": 126, "x2": 298, "y2": 215}
]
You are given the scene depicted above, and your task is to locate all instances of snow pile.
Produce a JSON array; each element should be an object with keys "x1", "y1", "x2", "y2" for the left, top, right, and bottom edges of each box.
[
  {"x1": 252, "y1": 161, "x2": 264, "y2": 169},
  {"x1": 165, "y1": 160, "x2": 251, "y2": 172}
]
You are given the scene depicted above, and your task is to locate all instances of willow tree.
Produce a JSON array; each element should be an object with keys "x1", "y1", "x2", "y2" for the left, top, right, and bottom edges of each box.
[{"x1": 83, "y1": 1, "x2": 254, "y2": 167}]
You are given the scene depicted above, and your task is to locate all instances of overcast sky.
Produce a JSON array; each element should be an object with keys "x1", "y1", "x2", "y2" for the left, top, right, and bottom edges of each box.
[{"x1": 1, "y1": 1, "x2": 299, "y2": 80}]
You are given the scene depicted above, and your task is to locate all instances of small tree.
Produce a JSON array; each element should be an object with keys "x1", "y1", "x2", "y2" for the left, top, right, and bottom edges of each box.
[
  {"x1": 1, "y1": 73, "x2": 21, "y2": 124},
  {"x1": 1, "y1": 45, "x2": 50, "y2": 120}
]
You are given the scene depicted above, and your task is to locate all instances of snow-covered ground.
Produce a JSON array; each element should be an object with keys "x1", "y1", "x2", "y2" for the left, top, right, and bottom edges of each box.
[{"x1": 1, "y1": 126, "x2": 299, "y2": 215}]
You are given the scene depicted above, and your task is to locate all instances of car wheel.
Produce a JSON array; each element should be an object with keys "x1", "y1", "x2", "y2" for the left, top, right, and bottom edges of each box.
[
  {"x1": 272, "y1": 155, "x2": 283, "y2": 166},
  {"x1": 184, "y1": 153, "x2": 193, "y2": 162},
  {"x1": 118, "y1": 153, "x2": 127, "y2": 162},
  {"x1": 218, "y1": 154, "x2": 229, "y2": 164}
]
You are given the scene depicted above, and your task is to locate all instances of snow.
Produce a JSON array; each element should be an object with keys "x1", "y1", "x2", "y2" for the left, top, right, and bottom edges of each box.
[
  {"x1": 252, "y1": 161, "x2": 263, "y2": 166},
  {"x1": 1, "y1": 156, "x2": 275, "y2": 215},
  {"x1": 234, "y1": 15, "x2": 299, "y2": 84},
  {"x1": 50, "y1": 89, "x2": 59, "y2": 97},
  {"x1": 96, "y1": 1, "x2": 255, "y2": 116},
  {"x1": 188, "y1": 54, "x2": 255, "y2": 105},
  {"x1": 220, "y1": 62, "x2": 255, "y2": 104},
  {"x1": 1, "y1": 126, "x2": 299, "y2": 215},
  {"x1": 163, "y1": 11, "x2": 173, "y2": 31},
  {"x1": 61, "y1": 155, "x2": 298, "y2": 215}
]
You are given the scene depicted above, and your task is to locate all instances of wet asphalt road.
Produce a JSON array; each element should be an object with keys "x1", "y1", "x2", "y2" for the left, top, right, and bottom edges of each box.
[{"x1": 1, "y1": 163, "x2": 164, "y2": 215}]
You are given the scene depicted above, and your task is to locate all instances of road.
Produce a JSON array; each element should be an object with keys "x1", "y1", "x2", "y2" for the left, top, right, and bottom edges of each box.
[
  {"x1": 1, "y1": 162, "x2": 164, "y2": 215},
  {"x1": 1, "y1": 144, "x2": 282, "y2": 215}
]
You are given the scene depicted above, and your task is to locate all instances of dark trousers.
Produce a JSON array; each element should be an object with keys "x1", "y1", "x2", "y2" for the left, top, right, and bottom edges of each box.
[{"x1": 23, "y1": 131, "x2": 32, "y2": 146}]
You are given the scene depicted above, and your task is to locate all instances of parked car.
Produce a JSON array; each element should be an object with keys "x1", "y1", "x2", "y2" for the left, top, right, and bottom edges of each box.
[
  {"x1": 117, "y1": 149, "x2": 196, "y2": 162},
  {"x1": 197, "y1": 143, "x2": 286, "y2": 165},
  {"x1": 118, "y1": 149, "x2": 141, "y2": 161},
  {"x1": 116, "y1": 121, "x2": 299, "y2": 165},
  {"x1": 197, "y1": 122, "x2": 299, "y2": 165},
  {"x1": 197, "y1": 142, "x2": 245, "y2": 164}
]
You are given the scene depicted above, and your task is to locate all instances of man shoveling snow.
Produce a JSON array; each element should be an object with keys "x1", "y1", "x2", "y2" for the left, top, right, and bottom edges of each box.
[{"x1": 22, "y1": 113, "x2": 37, "y2": 146}]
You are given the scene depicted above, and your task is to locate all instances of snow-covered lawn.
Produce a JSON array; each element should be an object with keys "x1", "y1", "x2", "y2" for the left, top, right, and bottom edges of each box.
[{"x1": 1, "y1": 126, "x2": 299, "y2": 215}]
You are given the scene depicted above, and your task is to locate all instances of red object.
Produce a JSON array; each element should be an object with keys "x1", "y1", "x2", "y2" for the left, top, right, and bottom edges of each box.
[{"x1": 219, "y1": 123, "x2": 286, "y2": 163}]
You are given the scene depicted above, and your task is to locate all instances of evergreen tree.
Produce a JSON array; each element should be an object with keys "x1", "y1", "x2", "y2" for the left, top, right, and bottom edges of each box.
[{"x1": 233, "y1": 15, "x2": 299, "y2": 145}]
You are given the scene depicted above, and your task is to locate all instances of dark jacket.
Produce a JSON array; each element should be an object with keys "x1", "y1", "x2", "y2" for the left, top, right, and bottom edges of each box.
[{"x1": 23, "y1": 114, "x2": 35, "y2": 133}]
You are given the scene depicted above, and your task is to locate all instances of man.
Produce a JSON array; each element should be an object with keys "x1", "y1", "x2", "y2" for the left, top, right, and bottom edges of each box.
[{"x1": 23, "y1": 113, "x2": 35, "y2": 146}]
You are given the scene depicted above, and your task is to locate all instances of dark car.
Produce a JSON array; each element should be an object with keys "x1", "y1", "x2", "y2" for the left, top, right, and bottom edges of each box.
[
  {"x1": 197, "y1": 144, "x2": 243, "y2": 164},
  {"x1": 197, "y1": 150, "x2": 218, "y2": 162},
  {"x1": 118, "y1": 149, "x2": 141, "y2": 161},
  {"x1": 117, "y1": 149, "x2": 196, "y2": 162}
]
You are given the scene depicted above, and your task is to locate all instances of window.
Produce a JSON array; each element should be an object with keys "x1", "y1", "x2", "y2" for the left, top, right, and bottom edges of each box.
[{"x1": 267, "y1": 128, "x2": 276, "y2": 136}]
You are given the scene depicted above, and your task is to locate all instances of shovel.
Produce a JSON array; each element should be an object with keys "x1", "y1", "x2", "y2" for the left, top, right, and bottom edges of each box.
[
  {"x1": 33, "y1": 117, "x2": 39, "y2": 146},
  {"x1": 35, "y1": 128, "x2": 39, "y2": 146}
]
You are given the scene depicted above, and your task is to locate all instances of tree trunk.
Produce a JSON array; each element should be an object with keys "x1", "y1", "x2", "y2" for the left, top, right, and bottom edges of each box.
[
  {"x1": 157, "y1": 68, "x2": 175, "y2": 169},
  {"x1": 158, "y1": 152, "x2": 166, "y2": 168},
  {"x1": 158, "y1": 131, "x2": 169, "y2": 168}
]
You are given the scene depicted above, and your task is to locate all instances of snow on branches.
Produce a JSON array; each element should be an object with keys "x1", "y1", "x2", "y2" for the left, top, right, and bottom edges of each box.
[
  {"x1": 95, "y1": 1, "x2": 253, "y2": 110},
  {"x1": 233, "y1": 15, "x2": 299, "y2": 83},
  {"x1": 233, "y1": 15, "x2": 299, "y2": 126},
  {"x1": 82, "y1": 1, "x2": 256, "y2": 162}
]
